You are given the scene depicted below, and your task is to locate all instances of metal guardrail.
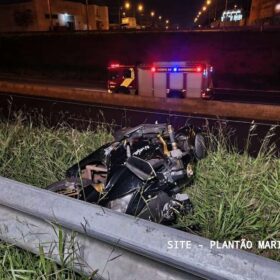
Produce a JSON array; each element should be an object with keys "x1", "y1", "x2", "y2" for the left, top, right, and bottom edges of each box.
[{"x1": 0, "y1": 176, "x2": 280, "y2": 280}]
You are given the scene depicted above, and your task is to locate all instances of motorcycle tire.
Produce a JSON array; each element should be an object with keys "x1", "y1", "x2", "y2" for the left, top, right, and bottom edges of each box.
[{"x1": 194, "y1": 134, "x2": 206, "y2": 160}]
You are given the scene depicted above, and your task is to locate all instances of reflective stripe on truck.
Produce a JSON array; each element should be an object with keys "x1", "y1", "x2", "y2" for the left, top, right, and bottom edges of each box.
[{"x1": 121, "y1": 68, "x2": 135, "y2": 88}]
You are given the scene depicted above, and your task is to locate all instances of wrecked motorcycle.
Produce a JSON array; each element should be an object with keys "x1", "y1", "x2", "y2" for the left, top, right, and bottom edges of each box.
[{"x1": 47, "y1": 123, "x2": 206, "y2": 223}]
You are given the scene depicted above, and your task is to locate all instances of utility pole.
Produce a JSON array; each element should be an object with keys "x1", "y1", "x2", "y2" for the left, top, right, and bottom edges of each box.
[
  {"x1": 119, "y1": 0, "x2": 121, "y2": 27},
  {"x1": 85, "y1": 0, "x2": 89, "y2": 31},
  {"x1": 214, "y1": 0, "x2": 218, "y2": 21},
  {"x1": 133, "y1": 1, "x2": 136, "y2": 19},
  {"x1": 47, "y1": 0, "x2": 53, "y2": 30}
]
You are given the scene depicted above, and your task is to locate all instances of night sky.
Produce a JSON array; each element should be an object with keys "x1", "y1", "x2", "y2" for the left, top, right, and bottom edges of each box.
[{"x1": 0, "y1": 0, "x2": 252, "y2": 27}]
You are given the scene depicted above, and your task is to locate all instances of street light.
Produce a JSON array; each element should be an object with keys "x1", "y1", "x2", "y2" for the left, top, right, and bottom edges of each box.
[
  {"x1": 207, "y1": 0, "x2": 211, "y2": 5},
  {"x1": 276, "y1": 3, "x2": 280, "y2": 14},
  {"x1": 158, "y1": 15, "x2": 162, "y2": 20},
  {"x1": 124, "y1": 1, "x2": 130, "y2": 10},
  {"x1": 138, "y1": 4, "x2": 144, "y2": 12},
  {"x1": 150, "y1": 11, "x2": 155, "y2": 17},
  {"x1": 165, "y1": 19, "x2": 169, "y2": 24},
  {"x1": 202, "y1": 6, "x2": 207, "y2": 11}
]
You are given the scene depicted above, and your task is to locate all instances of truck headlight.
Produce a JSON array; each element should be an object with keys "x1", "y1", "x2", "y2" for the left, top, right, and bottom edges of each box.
[{"x1": 107, "y1": 193, "x2": 133, "y2": 213}]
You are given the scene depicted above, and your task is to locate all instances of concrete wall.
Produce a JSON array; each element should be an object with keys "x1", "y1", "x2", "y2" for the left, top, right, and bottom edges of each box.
[
  {"x1": 0, "y1": 1, "x2": 38, "y2": 32},
  {"x1": 0, "y1": 31, "x2": 279, "y2": 89},
  {"x1": 248, "y1": 0, "x2": 278, "y2": 24},
  {"x1": 88, "y1": 5, "x2": 109, "y2": 30},
  {"x1": 97, "y1": 6, "x2": 109, "y2": 30},
  {"x1": 34, "y1": 0, "x2": 86, "y2": 31}
]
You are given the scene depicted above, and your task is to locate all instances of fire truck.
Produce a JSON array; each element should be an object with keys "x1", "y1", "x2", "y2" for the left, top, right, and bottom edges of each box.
[{"x1": 107, "y1": 61, "x2": 213, "y2": 99}]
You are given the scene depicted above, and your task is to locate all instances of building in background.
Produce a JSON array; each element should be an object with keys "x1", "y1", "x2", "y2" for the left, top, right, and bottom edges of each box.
[
  {"x1": 194, "y1": 0, "x2": 252, "y2": 28},
  {"x1": 248, "y1": 0, "x2": 279, "y2": 25},
  {"x1": 220, "y1": 8, "x2": 246, "y2": 27},
  {"x1": 121, "y1": 17, "x2": 137, "y2": 29},
  {"x1": 0, "y1": 0, "x2": 109, "y2": 32}
]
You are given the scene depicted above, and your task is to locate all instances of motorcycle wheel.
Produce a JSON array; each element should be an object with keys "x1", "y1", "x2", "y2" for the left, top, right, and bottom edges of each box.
[{"x1": 194, "y1": 134, "x2": 206, "y2": 160}]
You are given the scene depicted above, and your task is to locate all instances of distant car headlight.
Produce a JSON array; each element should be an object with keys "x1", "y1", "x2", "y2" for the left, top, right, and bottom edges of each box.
[{"x1": 107, "y1": 193, "x2": 134, "y2": 213}]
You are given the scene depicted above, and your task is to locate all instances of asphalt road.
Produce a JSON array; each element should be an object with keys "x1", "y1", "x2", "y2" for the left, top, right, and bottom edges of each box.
[
  {"x1": 0, "y1": 75, "x2": 279, "y2": 106},
  {"x1": 213, "y1": 88, "x2": 280, "y2": 105},
  {"x1": 0, "y1": 74, "x2": 107, "y2": 93}
]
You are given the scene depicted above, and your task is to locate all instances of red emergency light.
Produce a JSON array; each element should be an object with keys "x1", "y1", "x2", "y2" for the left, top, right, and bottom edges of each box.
[
  {"x1": 110, "y1": 64, "x2": 120, "y2": 68},
  {"x1": 151, "y1": 67, "x2": 156, "y2": 72},
  {"x1": 196, "y1": 66, "x2": 202, "y2": 73}
]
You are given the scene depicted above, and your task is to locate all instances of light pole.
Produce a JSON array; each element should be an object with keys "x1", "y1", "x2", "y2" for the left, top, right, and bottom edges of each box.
[
  {"x1": 124, "y1": 1, "x2": 131, "y2": 18},
  {"x1": 214, "y1": 0, "x2": 217, "y2": 21},
  {"x1": 158, "y1": 15, "x2": 162, "y2": 29},
  {"x1": 85, "y1": 0, "x2": 89, "y2": 31},
  {"x1": 165, "y1": 19, "x2": 169, "y2": 30},
  {"x1": 206, "y1": 0, "x2": 211, "y2": 27},
  {"x1": 136, "y1": 3, "x2": 144, "y2": 26},
  {"x1": 150, "y1": 11, "x2": 155, "y2": 29},
  {"x1": 47, "y1": 0, "x2": 53, "y2": 30},
  {"x1": 118, "y1": 0, "x2": 120, "y2": 25}
]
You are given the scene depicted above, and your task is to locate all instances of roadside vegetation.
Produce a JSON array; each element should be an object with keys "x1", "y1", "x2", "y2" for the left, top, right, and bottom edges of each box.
[
  {"x1": 178, "y1": 124, "x2": 280, "y2": 261},
  {"x1": 0, "y1": 115, "x2": 112, "y2": 279},
  {"x1": 0, "y1": 115, "x2": 279, "y2": 278}
]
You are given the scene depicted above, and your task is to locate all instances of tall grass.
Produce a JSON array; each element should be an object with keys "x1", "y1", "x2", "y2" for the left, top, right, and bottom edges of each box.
[
  {"x1": 0, "y1": 234, "x2": 97, "y2": 280},
  {"x1": 0, "y1": 114, "x2": 113, "y2": 187},
  {"x1": 178, "y1": 123, "x2": 280, "y2": 261},
  {"x1": 0, "y1": 115, "x2": 112, "y2": 279}
]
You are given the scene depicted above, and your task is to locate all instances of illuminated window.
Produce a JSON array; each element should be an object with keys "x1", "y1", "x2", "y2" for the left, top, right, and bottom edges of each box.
[{"x1": 221, "y1": 10, "x2": 243, "y2": 22}]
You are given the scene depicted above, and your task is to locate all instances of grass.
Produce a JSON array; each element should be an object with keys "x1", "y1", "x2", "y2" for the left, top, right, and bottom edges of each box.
[
  {"x1": 0, "y1": 115, "x2": 279, "y2": 278},
  {"x1": 0, "y1": 115, "x2": 113, "y2": 279},
  {"x1": 178, "y1": 124, "x2": 280, "y2": 261},
  {"x1": 0, "y1": 236, "x2": 95, "y2": 280},
  {"x1": 0, "y1": 114, "x2": 113, "y2": 187}
]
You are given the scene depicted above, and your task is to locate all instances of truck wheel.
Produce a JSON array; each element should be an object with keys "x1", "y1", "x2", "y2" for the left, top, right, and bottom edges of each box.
[{"x1": 117, "y1": 86, "x2": 130, "y2": 94}]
